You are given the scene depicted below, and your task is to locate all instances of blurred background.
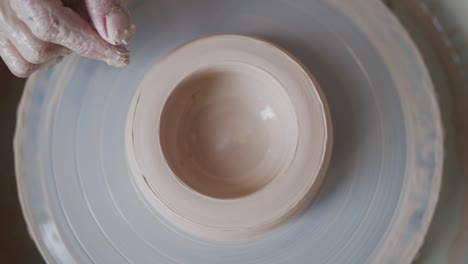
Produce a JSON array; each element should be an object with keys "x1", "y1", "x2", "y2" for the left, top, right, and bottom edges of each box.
[{"x1": 0, "y1": 62, "x2": 44, "y2": 263}]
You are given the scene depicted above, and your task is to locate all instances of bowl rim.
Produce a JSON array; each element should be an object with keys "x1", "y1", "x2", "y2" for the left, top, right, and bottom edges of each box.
[{"x1": 126, "y1": 34, "x2": 333, "y2": 241}]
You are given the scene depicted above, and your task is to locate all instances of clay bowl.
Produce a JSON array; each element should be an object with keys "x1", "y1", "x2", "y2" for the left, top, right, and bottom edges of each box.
[{"x1": 126, "y1": 35, "x2": 332, "y2": 241}]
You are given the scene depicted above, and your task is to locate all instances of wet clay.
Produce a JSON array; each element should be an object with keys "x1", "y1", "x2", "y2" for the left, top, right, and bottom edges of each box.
[
  {"x1": 160, "y1": 63, "x2": 298, "y2": 199},
  {"x1": 128, "y1": 35, "x2": 332, "y2": 240}
]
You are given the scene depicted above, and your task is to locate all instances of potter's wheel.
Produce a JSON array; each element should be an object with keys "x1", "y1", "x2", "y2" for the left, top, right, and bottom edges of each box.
[{"x1": 14, "y1": 0, "x2": 444, "y2": 263}]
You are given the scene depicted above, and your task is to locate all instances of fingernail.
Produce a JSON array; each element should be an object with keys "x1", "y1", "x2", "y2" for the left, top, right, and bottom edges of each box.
[{"x1": 105, "y1": 8, "x2": 136, "y2": 45}]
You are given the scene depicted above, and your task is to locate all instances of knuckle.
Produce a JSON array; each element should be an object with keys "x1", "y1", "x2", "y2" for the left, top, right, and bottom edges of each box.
[{"x1": 33, "y1": 14, "x2": 60, "y2": 42}]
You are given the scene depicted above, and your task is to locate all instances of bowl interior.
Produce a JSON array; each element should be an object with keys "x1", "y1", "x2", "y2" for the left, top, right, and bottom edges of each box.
[{"x1": 160, "y1": 63, "x2": 298, "y2": 199}]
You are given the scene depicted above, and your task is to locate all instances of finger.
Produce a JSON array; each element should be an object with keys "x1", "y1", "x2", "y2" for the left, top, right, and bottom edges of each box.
[
  {"x1": 10, "y1": 32, "x2": 70, "y2": 65},
  {"x1": 0, "y1": 36, "x2": 41, "y2": 77},
  {"x1": 4, "y1": 12, "x2": 70, "y2": 64},
  {"x1": 10, "y1": 0, "x2": 129, "y2": 67},
  {"x1": 85, "y1": 0, "x2": 135, "y2": 45},
  {"x1": 0, "y1": 0, "x2": 69, "y2": 64},
  {"x1": 13, "y1": 36, "x2": 70, "y2": 65}
]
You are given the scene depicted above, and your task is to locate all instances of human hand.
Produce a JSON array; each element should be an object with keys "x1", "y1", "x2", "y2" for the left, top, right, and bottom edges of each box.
[{"x1": 0, "y1": 0, "x2": 135, "y2": 78}]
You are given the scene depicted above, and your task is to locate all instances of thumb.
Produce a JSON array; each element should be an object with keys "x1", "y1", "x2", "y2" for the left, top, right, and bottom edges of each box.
[{"x1": 85, "y1": 0, "x2": 135, "y2": 45}]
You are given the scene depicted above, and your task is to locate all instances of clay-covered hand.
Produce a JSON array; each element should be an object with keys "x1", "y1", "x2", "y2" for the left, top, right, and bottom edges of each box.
[{"x1": 0, "y1": 0, "x2": 135, "y2": 78}]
